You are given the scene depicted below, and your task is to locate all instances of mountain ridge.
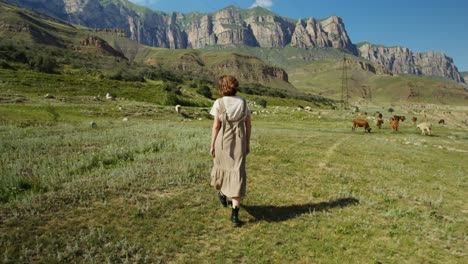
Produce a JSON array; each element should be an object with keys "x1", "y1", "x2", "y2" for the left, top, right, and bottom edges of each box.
[{"x1": 3, "y1": 0, "x2": 466, "y2": 84}]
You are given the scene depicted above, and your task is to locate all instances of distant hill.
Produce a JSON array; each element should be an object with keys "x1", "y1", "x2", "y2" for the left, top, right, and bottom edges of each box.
[
  {"x1": 0, "y1": 1, "x2": 332, "y2": 106},
  {"x1": 5, "y1": 0, "x2": 465, "y2": 83},
  {"x1": 288, "y1": 59, "x2": 467, "y2": 105},
  {"x1": 0, "y1": 1, "x2": 466, "y2": 106}
]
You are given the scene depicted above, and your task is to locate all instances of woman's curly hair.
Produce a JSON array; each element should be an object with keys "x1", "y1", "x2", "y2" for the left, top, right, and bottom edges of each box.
[{"x1": 218, "y1": 75, "x2": 239, "y2": 96}]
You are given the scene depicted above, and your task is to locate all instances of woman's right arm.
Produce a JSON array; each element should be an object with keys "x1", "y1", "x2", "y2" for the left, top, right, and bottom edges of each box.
[
  {"x1": 210, "y1": 114, "x2": 221, "y2": 158},
  {"x1": 245, "y1": 114, "x2": 251, "y2": 155}
]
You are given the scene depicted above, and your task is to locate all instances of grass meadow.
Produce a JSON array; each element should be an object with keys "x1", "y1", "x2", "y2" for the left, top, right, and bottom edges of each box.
[{"x1": 0, "y1": 97, "x2": 467, "y2": 263}]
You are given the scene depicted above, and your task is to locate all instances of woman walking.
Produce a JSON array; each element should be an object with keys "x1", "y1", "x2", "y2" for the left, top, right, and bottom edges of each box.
[{"x1": 210, "y1": 75, "x2": 251, "y2": 227}]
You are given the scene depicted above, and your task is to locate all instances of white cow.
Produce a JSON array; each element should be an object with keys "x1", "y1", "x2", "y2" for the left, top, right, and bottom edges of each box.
[{"x1": 416, "y1": 122, "x2": 432, "y2": 136}]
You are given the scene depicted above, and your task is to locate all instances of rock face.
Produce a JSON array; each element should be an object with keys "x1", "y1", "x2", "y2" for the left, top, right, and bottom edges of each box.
[
  {"x1": 291, "y1": 16, "x2": 357, "y2": 54},
  {"x1": 184, "y1": 7, "x2": 296, "y2": 49},
  {"x1": 6, "y1": 1, "x2": 353, "y2": 51},
  {"x1": 359, "y1": 43, "x2": 464, "y2": 83},
  {"x1": 80, "y1": 36, "x2": 126, "y2": 58},
  {"x1": 6, "y1": 0, "x2": 465, "y2": 83}
]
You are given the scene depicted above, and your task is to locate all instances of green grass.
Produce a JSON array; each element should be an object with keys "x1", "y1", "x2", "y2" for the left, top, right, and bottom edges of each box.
[
  {"x1": 1, "y1": 95, "x2": 467, "y2": 262},
  {"x1": 288, "y1": 59, "x2": 468, "y2": 105}
]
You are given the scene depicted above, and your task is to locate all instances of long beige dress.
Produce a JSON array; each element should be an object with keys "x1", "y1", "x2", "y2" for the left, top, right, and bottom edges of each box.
[{"x1": 211, "y1": 97, "x2": 248, "y2": 198}]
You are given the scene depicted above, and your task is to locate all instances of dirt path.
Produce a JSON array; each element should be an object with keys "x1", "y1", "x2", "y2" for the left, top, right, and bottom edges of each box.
[{"x1": 317, "y1": 135, "x2": 350, "y2": 169}]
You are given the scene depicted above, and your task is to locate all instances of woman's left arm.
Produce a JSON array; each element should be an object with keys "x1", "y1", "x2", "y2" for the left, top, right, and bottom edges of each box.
[{"x1": 210, "y1": 114, "x2": 221, "y2": 158}]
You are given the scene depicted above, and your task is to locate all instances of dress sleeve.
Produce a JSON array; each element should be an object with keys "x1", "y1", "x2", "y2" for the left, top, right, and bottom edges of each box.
[{"x1": 210, "y1": 99, "x2": 219, "y2": 117}]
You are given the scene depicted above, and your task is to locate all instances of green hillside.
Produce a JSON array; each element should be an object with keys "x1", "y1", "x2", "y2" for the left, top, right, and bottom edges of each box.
[
  {"x1": 288, "y1": 59, "x2": 468, "y2": 105},
  {"x1": 1, "y1": 0, "x2": 466, "y2": 107},
  {"x1": 0, "y1": 1, "x2": 336, "y2": 108},
  {"x1": 1, "y1": 2, "x2": 467, "y2": 262}
]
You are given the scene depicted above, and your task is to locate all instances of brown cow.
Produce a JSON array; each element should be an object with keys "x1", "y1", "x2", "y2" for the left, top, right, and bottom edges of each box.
[
  {"x1": 400, "y1": 116, "x2": 406, "y2": 122},
  {"x1": 352, "y1": 119, "x2": 372, "y2": 132},
  {"x1": 411, "y1": 116, "x2": 417, "y2": 125},
  {"x1": 374, "y1": 118, "x2": 384, "y2": 129},
  {"x1": 389, "y1": 116, "x2": 399, "y2": 133},
  {"x1": 438, "y1": 119, "x2": 445, "y2": 125}
]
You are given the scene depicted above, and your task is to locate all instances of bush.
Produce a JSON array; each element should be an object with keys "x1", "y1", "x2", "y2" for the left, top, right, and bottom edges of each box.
[
  {"x1": 388, "y1": 108, "x2": 394, "y2": 113},
  {"x1": 45, "y1": 104, "x2": 60, "y2": 122},
  {"x1": 256, "y1": 99, "x2": 267, "y2": 108},
  {"x1": 162, "y1": 91, "x2": 178, "y2": 106},
  {"x1": 163, "y1": 82, "x2": 182, "y2": 95},
  {"x1": 196, "y1": 85, "x2": 212, "y2": 99},
  {"x1": 0, "y1": 44, "x2": 28, "y2": 63},
  {"x1": 29, "y1": 55, "x2": 58, "y2": 73},
  {"x1": 0, "y1": 59, "x2": 15, "y2": 70},
  {"x1": 110, "y1": 69, "x2": 145, "y2": 82}
]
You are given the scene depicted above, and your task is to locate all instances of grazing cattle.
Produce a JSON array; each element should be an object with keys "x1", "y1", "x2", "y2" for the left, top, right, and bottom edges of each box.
[
  {"x1": 438, "y1": 119, "x2": 445, "y2": 125},
  {"x1": 374, "y1": 118, "x2": 384, "y2": 129},
  {"x1": 411, "y1": 116, "x2": 417, "y2": 125},
  {"x1": 175, "y1": 105, "x2": 181, "y2": 113},
  {"x1": 400, "y1": 116, "x2": 406, "y2": 122},
  {"x1": 352, "y1": 119, "x2": 372, "y2": 132},
  {"x1": 389, "y1": 116, "x2": 399, "y2": 133},
  {"x1": 417, "y1": 122, "x2": 432, "y2": 135}
]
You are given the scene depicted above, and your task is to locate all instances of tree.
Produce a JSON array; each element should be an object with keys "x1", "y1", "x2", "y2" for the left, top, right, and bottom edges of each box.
[{"x1": 29, "y1": 55, "x2": 58, "y2": 73}]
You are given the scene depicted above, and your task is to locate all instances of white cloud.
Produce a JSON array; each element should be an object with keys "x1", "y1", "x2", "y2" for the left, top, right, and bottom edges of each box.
[{"x1": 250, "y1": 0, "x2": 274, "y2": 9}]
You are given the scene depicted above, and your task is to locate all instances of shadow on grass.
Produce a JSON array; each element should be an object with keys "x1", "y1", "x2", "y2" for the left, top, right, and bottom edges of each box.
[{"x1": 243, "y1": 197, "x2": 359, "y2": 222}]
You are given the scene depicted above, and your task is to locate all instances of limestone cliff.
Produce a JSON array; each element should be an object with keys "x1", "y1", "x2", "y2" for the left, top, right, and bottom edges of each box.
[
  {"x1": 5, "y1": 1, "x2": 353, "y2": 52},
  {"x1": 358, "y1": 43, "x2": 464, "y2": 83},
  {"x1": 6, "y1": 0, "x2": 465, "y2": 83},
  {"x1": 291, "y1": 16, "x2": 357, "y2": 54}
]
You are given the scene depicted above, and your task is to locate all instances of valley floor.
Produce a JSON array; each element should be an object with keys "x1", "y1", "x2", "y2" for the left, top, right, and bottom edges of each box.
[{"x1": 0, "y1": 101, "x2": 467, "y2": 263}]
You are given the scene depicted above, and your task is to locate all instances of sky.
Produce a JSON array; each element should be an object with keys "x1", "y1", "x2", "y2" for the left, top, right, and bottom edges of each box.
[{"x1": 128, "y1": 0, "x2": 468, "y2": 72}]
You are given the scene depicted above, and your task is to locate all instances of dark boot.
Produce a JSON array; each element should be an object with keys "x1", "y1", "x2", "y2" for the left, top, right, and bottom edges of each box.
[
  {"x1": 231, "y1": 206, "x2": 241, "y2": 227},
  {"x1": 217, "y1": 192, "x2": 227, "y2": 207}
]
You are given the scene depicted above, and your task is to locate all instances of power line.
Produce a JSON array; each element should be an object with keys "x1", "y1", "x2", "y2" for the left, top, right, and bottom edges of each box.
[{"x1": 341, "y1": 55, "x2": 348, "y2": 110}]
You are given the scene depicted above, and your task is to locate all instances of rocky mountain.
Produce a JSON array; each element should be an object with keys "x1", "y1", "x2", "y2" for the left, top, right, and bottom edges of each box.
[
  {"x1": 358, "y1": 43, "x2": 464, "y2": 83},
  {"x1": 290, "y1": 16, "x2": 357, "y2": 54},
  {"x1": 5, "y1": 0, "x2": 465, "y2": 84},
  {"x1": 5, "y1": 1, "x2": 355, "y2": 51}
]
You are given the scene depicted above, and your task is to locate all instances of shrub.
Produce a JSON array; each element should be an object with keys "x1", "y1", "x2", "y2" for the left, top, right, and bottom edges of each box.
[
  {"x1": 163, "y1": 82, "x2": 181, "y2": 95},
  {"x1": 110, "y1": 69, "x2": 145, "y2": 82},
  {"x1": 388, "y1": 107, "x2": 394, "y2": 113},
  {"x1": 196, "y1": 85, "x2": 212, "y2": 99},
  {"x1": 29, "y1": 55, "x2": 58, "y2": 73},
  {"x1": 0, "y1": 59, "x2": 15, "y2": 70},
  {"x1": 256, "y1": 99, "x2": 267, "y2": 108},
  {"x1": 45, "y1": 104, "x2": 60, "y2": 122},
  {"x1": 162, "y1": 91, "x2": 178, "y2": 106}
]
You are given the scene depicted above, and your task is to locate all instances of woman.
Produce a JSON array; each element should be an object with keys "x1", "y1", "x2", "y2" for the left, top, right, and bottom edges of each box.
[{"x1": 210, "y1": 75, "x2": 251, "y2": 227}]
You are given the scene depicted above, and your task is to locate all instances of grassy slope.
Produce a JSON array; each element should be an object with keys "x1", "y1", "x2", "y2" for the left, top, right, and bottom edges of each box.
[
  {"x1": 101, "y1": 35, "x2": 298, "y2": 91},
  {"x1": 0, "y1": 98, "x2": 467, "y2": 262},
  {"x1": 288, "y1": 59, "x2": 468, "y2": 105}
]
